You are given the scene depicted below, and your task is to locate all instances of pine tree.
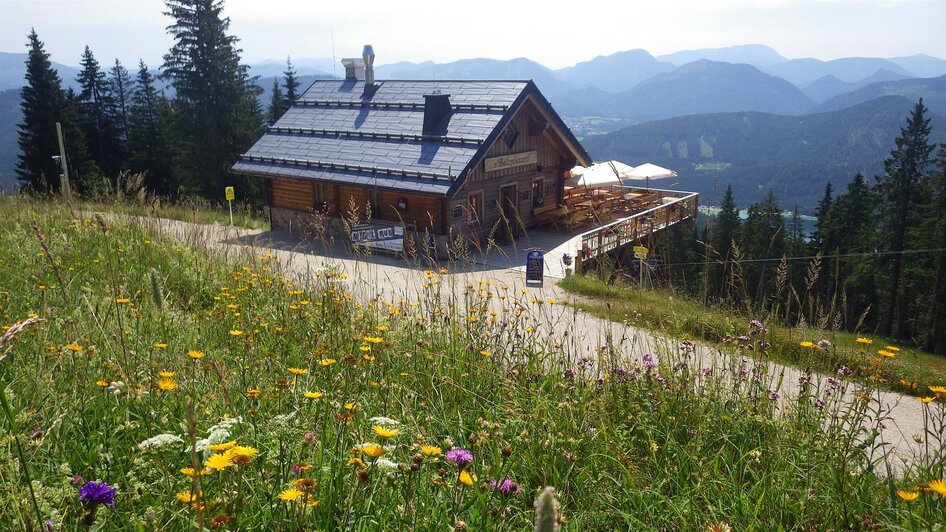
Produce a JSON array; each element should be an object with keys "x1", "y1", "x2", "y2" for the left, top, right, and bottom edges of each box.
[
  {"x1": 128, "y1": 60, "x2": 174, "y2": 195},
  {"x1": 162, "y1": 0, "x2": 263, "y2": 199},
  {"x1": 284, "y1": 57, "x2": 300, "y2": 106},
  {"x1": 16, "y1": 29, "x2": 97, "y2": 193},
  {"x1": 875, "y1": 99, "x2": 934, "y2": 338},
  {"x1": 739, "y1": 190, "x2": 786, "y2": 309},
  {"x1": 268, "y1": 78, "x2": 285, "y2": 124},
  {"x1": 76, "y1": 45, "x2": 121, "y2": 182},
  {"x1": 924, "y1": 144, "x2": 946, "y2": 352}
]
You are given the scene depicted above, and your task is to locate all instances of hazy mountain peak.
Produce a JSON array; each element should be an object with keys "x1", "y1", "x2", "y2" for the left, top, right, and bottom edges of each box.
[{"x1": 657, "y1": 44, "x2": 787, "y2": 67}]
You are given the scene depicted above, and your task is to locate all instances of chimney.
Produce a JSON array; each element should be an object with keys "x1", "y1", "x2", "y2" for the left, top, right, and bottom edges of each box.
[
  {"x1": 341, "y1": 57, "x2": 365, "y2": 80},
  {"x1": 362, "y1": 44, "x2": 375, "y2": 85},
  {"x1": 423, "y1": 91, "x2": 451, "y2": 135}
]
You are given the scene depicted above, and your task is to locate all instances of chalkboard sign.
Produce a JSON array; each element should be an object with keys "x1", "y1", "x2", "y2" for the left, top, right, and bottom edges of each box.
[{"x1": 525, "y1": 250, "x2": 544, "y2": 287}]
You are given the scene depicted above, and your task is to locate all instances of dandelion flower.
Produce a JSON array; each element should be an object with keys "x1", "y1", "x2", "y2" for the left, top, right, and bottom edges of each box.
[
  {"x1": 278, "y1": 488, "x2": 304, "y2": 502},
  {"x1": 420, "y1": 445, "x2": 442, "y2": 456},
  {"x1": 226, "y1": 445, "x2": 259, "y2": 465},
  {"x1": 318, "y1": 358, "x2": 337, "y2": 366},
  {"x1": 66, "y1": 343, "x2": 84, "y2": 352},
  {"x1": 288, "y1": 367, "x2": 308, "y2": 375},
  {"x1": 373, "y1": 425, "x2": 398, "y2": 439},
  {"x1": 204, "y1": 453, "x2": 233, "y2": 471},
  {"x1": 157, "y1": 377, "x2": 178, "y2": 391},
  {"x1": 929, "y1": 479, "x2": 946, "y2": 497},
  {"x1": 855, "y1": 337, "x2": 873, "y2": 345},
  {"x1": 229, "y1": 330, "x2": 244, "y2": 336},
  {"x1": 798, "y1": 341, "x2": 815, "y2": 348},
  {"x1": 304, "y1": 391, "x2": 323, "y2": 399},
  {"x1": 95, "y1": 379, "x2": 110, "y2": 387},
  {"x1": 361, "y1": 443, "x2": 385, "y2": 458},
  {"x1": 918, "y1": 396, "x2": 935, "y2": 404},
  {"x1": 154, "y1": 343, "x2": 168, "y2": 349},
  {"x1": 187, "y1": 350, "x2": 205, "y2": 359},
  {"x1": 929, "y1": 385, "x2": 946, "y2": 395},
  {"x1": 159, "y1": 371, "x2": 175, "y2": 378},
  {"x1": 885, "y1": 345, "x2": 900, "y2": 352},
  {"x1": 876, "y1": 350, "x2": 895, "y2": 358},
  {"x1": 479, "y1": 350, "x2": 491, "y2": 357},
  {"x1": 458, "y1": 470, "x2": 477, "y2": 487},
  {"x1": 896, "y1": 490, "x2": 919, "y2": 502}
]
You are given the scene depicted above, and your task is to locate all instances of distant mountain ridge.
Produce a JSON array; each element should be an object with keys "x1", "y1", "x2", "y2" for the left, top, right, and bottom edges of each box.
[{"x1": 814, "y1": 75, "x2": 946, "y2": 116}]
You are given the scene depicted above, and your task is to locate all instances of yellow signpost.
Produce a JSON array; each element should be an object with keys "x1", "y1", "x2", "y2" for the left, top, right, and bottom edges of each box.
[
  {"x1": 632, "y1": 246, "x2": 648, "y2": 288},
  {"x1": 224, "y1": 186, "x2": 235, "y2": 225}
]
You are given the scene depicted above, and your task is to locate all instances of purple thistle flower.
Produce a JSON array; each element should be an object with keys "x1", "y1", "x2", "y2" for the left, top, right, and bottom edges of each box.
[
  {"x1": 489, "y1": 476, "x2": 522, "y2": 494},
  {"x1": 445, "y1": 447, "x2": 473, "y2": 469},
  {"x1": 769, "y1": 390, "x2": 781, "y2": 400},
  {"x1": 78, "y1": 481, "x2": 117, "y2": 508}
]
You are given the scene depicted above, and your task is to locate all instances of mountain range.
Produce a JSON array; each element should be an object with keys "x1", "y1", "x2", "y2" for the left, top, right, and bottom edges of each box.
[{"x1": 2, "y1": 44, "x2": 946, "y2": 205}]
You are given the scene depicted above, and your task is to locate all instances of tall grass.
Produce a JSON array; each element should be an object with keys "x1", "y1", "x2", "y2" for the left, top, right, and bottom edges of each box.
[{"x1": 0, "y1": 197, "x2": 945, "y2": 529}]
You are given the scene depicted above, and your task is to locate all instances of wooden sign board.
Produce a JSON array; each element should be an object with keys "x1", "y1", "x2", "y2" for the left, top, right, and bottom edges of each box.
[{"x1": 485, "y1": 151, "x2": 537, "y2": 173}]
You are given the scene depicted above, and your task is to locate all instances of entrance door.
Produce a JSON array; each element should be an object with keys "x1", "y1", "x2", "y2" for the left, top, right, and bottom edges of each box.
[{"x1": 498, "y1": 184, "x2": 520, "y2": 244}]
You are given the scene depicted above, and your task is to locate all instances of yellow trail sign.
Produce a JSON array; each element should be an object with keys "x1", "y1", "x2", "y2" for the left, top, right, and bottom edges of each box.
[{"x1": 225, "y1": 186, "x2": 235, "y2": 201}]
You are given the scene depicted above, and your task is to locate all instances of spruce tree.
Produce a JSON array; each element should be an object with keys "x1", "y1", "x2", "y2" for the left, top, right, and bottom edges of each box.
[
  {"x1": 810, "y1": 182, "x2": 832, "y2": 251},
  {"x1": 284, "y1": 57, "x2": 300, "y2": 106},
  {"x1": 76, "y1": 45, "x2": 121, "y2": 182},
  {"x1": 924, "y1": 144, "x2": 946, "y2": 352},
  {"x1": 128, "y1": 60, "x2": 174, "y2": 195},
  {"x1": 162, "y1": 0, "x2": 263, "y2": 199},
  {"x1": 875, "y1": 99, "x2": 934, "y2": 338},
  {"x1": 268, "y1": 78, "x2": 285, "y2": 124},
  {"x1": 739, "y1": 190, "x2": 785, "y2": 308},
  {"x1": 710, "y1": 185, "x2": 740, "y2": 299},
  {"x1": 824, "y1": 173, "x2": 877, "y2": 328},
  {"x1": 16, "y1": 29, "x2": 67, "y2": 192},
  {"x1": 109, "y1": 59, "x2": 133, "y2": 146}
]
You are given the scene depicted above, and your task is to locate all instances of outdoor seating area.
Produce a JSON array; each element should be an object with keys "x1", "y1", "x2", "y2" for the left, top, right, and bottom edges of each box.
[{"x1": 536, "y1": 185, "x2": 667, "y2": 231}]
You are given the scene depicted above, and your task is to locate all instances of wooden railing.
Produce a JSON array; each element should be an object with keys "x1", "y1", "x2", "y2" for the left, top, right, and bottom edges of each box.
[{"x1": 574, "y1": 187, "x2": 699, "y2": 273}]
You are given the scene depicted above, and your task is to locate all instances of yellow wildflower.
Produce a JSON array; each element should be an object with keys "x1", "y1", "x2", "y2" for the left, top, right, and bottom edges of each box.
[
  {"x1": 896, "y1": 490, "x2": 919, "y2": 502},
  {"x1": 855, "y1": 337, "x2": 873, "y2": 345},
  {"x1": 458, "y1": 470, "x2": 477, "y2": 487},
  {"x1": 278, "y1": 488, "x2": 304, "y2": 502},
  {"x1": 288, "y1": 367, "x2": 308, "y2": 375},
  {"x1": 157, "y1": 377, "x2": 177, "y2": 391},
  {"x1": 318, "y1": 358, "x2": 337, "y2": 366},
  {"x1": 154, "y1": 343, "x2": 168, "y2": 349},
  {"x1": 929, "y1": 479, "x2": 946, "y2": 497},
  {"x1": 362, "y1": 443, "x2": 385, "y2": 458},
  {"x1": 95, "y1": 379, "x2": 110, "y2": 387},
  {"x1": 180, "y1": 467, "x2": 211, "y2": 477},
  {"x1": 226, "y1": 445, "x2": 259, "y2": 465},
  {"x1": 347, "y1": 457, "x2": 367, "y2": 468},
  {"x1": 292, "y1": 478, "x2": 318, "y2": 491},
  {"x1": 885, "y1": 345, "x2": 900, "y2": 352},
  {"x1": 66, "y1": 343, "x2": 84, "y2": 352},
  {"x1": 187, "y1": 350, "x2": 205, "y2": 359},
  {"x1": 799, "y1": 341, "x2": 815, "y2": 348},
  {"x1": 304, "y1": 391, "x2": 324, "y2": 399},
  {"x1": 204, "y1": 453, "x2": 233, "y2": 471},
  {"x1": 159, "y1": 371, "x2": 175, "y2": 378},
  {"x1": 229, "y1": 330, "x2": 244, "y2": 336},
  {"x1": 114, "y1": 298, "x2": 130, "y2": 304},
  {"x1": 876, "y1": 350, "x2": 895, "y2": 358},
  {"x1": 420, "y1": 445, "x2": 442, "y2": 456},
  {"x1": 246, "y1": 389, "x2": 261, "y2": 398},
  {"x1": 176, "y1": 490, "x2": 200, "y2": 503},
  {"x1": 373, "y1": 425, "x2": 398, "y2": 439},
  {"x1": 207, "y1": 441, "x2": 236, "y2": 452}
]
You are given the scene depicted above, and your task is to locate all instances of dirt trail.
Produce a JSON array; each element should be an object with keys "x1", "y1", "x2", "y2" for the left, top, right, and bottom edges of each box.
[{"x1": 122, "y1": 214, "x2": 930, "y2": 470}]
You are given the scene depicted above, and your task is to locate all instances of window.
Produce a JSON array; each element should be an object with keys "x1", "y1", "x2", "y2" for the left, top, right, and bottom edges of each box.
[
  {"x1": 532, "y1": 178, "x2": 545, "y2": 209},
  {"x1": 313, "y1": 182, "x2": 329, "y2": 210},
  {"x1": 468, "y1": 191, "x2": 484, "y2": 223}
]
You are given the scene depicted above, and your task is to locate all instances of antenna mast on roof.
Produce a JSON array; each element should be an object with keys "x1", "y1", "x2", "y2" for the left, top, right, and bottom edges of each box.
[{"x1": 331, "y1": 26, "x2": 336, "y2": 78}]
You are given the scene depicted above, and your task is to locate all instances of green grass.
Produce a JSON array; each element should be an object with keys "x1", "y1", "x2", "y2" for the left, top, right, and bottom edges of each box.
[
  {"x1": 77, "y1": 197, "x2": 270, "y2": 231},
  {"x1": 0, "y1": 196, "x2": 945, "y2": 529},
  {"x1": 558, "y1": 273, "x2": 946, "y2": 398}
]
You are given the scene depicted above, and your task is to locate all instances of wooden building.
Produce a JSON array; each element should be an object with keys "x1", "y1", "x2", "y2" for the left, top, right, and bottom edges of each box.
[{"x1": 232, "y1": 49, "x2": 591, "y2": 253}]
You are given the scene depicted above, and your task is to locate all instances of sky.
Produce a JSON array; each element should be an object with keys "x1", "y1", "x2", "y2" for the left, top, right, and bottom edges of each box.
[{"x1": 1, "y1": 0, "x2": 944, "y2": 69}]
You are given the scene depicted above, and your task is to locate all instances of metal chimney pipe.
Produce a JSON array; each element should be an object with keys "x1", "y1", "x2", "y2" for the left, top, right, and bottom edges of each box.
[{"x1": 363, "y1": 44, "x2": 375, "y2": 85}]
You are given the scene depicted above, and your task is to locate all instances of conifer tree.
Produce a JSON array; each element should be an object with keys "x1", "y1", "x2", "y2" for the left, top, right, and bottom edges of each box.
[
  {"x1": 76, "y1": 45, "x2": 122, "y2": 182},
  {"x1": 128, "y1": 60, "x2": 174, "y2": 195},
  {"x1": 924, "y1": 144, "x2": 946, "y2": 352},
  {"x1": 16, "y1": 29, "x2": 97, "y2": 193},
  {"x1": 810, "y1": 182, "x2": 832, "y2": 251},
  {"x1": 875, "y1": 99, "x2": 934, "y2": 337},
  {"x1": 739, "y1": 190, "x2": 785, "y2": 307},
  {"x1": 108, "y1": 59, "x2": 133, "y2": 146},
  {"x1": 162, "y1": 0, "x2": 263, "y2": 199},
  {"x1": 710, "y1": 185, "x2": 740, "y2": 298},
  {"x1": 284, "y1": 57, "x2": 300, "y2": 106},
  {"x1": 268, "y1": 78, "x2": 285, "y2": 124}
]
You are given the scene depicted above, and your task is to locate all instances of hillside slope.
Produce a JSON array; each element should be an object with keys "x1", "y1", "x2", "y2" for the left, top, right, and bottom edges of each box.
[
  {"x1": 583, "y1": 95, "x2": 945, "y2": 209},
  {"x1": 814, "y1": 75, "x2": 946, "y2": 116}
]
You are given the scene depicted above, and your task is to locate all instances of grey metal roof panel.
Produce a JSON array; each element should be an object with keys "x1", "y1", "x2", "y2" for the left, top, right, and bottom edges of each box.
[
  {"x1": 244, "y1": 133, "x2": 478, "y2": 176},
  {"x1": 300, "y1": 80, "x2": 527, "y2": 106},
  {"x1": 232, "y1": 161, "x2": 452, "y2": 195},
  {"x1": 272, "y1": 106, "x2": 503, "y2": 139}
]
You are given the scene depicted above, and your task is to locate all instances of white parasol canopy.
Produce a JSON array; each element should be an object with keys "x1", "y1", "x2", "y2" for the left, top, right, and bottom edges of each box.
[
  {"x1": 622, "y1": 162, "x2": 677, "y2": 189},
  {"x1": 565, "y1": 161, "x2": 636, "y2": 188}
]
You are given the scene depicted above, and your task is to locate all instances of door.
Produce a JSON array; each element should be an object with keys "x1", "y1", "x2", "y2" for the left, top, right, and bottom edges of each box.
[{"x1": 498, "y1": 184, "x2": 520, "y2": 244}]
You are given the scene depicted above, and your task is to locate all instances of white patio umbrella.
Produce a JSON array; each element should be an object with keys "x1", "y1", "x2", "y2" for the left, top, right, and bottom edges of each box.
[
  {"x1": 565, "y1": 161, "x2": 635, "y2": 188},
  {"x1": 623, "y1": 163, "x2": 677, "y2": 189}
]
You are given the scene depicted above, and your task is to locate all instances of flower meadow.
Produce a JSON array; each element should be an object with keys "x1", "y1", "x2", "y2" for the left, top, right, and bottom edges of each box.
[{"x1": 1, "y1": 199, "x2": 946, "y2": 530}]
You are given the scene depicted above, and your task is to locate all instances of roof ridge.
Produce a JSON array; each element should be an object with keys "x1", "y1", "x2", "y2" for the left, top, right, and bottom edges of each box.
[{"x1": 240, "y1": 154, "x2": 455, "y2": 181}]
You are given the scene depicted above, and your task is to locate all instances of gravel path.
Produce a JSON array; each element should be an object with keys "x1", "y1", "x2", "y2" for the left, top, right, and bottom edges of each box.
[{"x1": 123, "y1": 215, "x2": 930, "y2": 470}]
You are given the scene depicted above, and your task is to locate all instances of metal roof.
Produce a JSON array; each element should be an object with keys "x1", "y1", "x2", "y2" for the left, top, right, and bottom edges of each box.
[{"x1": 232, "y1": 79, "x2": 590, "y2": 196}]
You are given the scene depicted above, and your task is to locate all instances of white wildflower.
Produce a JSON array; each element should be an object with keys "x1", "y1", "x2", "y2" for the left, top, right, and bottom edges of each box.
[
  {"x1": 138, "y1": 433, "x2": 184, "y2": 452},
  {"x1": 369, "y1": 416, "x2": 400, "y2": 427}
]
